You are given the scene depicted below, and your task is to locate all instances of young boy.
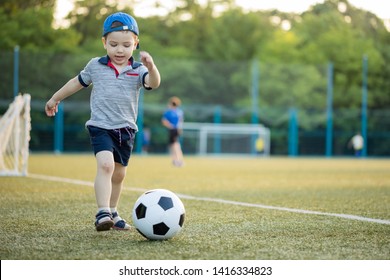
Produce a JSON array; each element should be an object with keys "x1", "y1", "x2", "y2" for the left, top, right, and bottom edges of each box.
[
  {"x1": 45, "y1": 12, "x2": 161, "y2": 231},
  {"x1": 161, "y1": 96, "x2": 184, "y2": 167}
]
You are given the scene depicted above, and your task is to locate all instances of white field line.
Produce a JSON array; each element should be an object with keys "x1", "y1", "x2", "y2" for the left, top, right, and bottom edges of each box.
[{"x1": 29, "y1": 173, "x2": 390, "y2": 225}]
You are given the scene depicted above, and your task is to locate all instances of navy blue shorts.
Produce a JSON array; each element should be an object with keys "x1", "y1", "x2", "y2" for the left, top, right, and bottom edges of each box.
[
  {"x1": 87, "y1": 126, "x2": 136, "y2": 166},
  {"x1": 168, "y1": 128, "x2": 180, "y2": 144}
]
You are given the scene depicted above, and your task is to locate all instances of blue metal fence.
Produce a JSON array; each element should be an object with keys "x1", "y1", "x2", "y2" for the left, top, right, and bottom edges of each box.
[{"x1": 1, "y1": 48, "x2": 386, "y2": 157}]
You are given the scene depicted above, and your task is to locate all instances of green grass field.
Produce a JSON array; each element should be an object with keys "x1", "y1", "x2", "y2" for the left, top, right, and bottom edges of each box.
[{"x1": 0, "y1": 154, "x2": 389, "y2": 260}]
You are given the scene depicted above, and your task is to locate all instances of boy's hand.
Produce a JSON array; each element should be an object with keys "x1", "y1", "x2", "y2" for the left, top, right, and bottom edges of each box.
[
  {"x1": 45, "y1": 99, "x2": 60, "y2": 117},
  {"x1": 140, "y1": 51, "x2": 155, "y2": 70},
  {"x1": 140, "y1": 51, "x2": 161, "y2": 89}
]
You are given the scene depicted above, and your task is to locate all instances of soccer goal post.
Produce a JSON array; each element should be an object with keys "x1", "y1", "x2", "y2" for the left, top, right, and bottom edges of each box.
[
  {"x1": 0, "y1": 94, "x2": 31, "y2": 176},
  {"x1": 181, "y1": 122, "x2": 270, "y2": 156}
]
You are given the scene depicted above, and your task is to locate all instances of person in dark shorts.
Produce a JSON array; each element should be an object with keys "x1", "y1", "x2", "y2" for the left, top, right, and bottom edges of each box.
[{"x1": 161, "y1": 96, "x2": 184, "y2": 167}]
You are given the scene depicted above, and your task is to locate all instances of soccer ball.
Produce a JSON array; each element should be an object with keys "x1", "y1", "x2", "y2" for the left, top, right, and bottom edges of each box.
[{"x1": 132, "y1": 189, "x2": 185, "y2": 240}]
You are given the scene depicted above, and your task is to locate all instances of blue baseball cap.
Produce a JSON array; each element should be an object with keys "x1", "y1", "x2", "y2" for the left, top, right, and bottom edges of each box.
[{"x1": 103, "y1": 12, "x2": 140, "y2": 48}]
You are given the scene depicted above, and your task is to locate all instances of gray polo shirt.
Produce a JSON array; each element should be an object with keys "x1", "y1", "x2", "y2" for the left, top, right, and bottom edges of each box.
[{"x1": 78, "y1": 55, "x2": 151, "y2": 131}]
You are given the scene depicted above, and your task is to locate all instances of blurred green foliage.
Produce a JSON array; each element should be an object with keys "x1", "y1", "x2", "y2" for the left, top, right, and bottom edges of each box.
[{"x1": 1, "y1": 0, "x2": 389, "y2": 109}]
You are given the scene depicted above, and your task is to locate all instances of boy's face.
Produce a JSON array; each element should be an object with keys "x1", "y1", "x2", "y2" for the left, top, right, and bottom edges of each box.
[{"x1": 102, "y1": 31, "x2": 139, "y2": 67}]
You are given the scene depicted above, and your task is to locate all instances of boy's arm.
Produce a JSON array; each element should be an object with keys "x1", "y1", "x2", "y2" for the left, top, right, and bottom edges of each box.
[
  {"x1": 140, "y1": 51, "x2": 161, "y2": 89},
  {"x1": 161, "y1": 118, "x2": 173, "y2": 129},
  {"x1": 45, "y1": 76, "x2": 84, "y2": 117}
]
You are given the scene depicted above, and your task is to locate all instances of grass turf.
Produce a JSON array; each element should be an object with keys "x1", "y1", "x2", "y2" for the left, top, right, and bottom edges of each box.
[{"x1": 0, "y1": 154, "x2": 389, "y2": 259}]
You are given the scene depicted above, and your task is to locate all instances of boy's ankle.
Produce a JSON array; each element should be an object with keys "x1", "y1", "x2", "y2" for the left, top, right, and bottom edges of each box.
[
  {"x1": 95, "y1": 210, "x2": 113, "y2": 231},
  {"x1": 112, "y1": 211, "x2": 131, "y2": 230}
]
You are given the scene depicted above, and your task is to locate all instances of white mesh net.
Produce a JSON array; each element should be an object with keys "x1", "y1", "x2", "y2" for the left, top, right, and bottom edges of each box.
[
  {"x1": 0, "y1": 94, "x2": 31, "y2": 176},
  {"x1": 182, "y1": 122, "x2": 270, "y2": 156}
]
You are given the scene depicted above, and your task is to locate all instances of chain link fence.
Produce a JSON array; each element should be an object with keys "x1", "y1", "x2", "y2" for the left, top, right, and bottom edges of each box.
[{"x1": 1, "y1": 50, "x2": 389, "y2": 156}]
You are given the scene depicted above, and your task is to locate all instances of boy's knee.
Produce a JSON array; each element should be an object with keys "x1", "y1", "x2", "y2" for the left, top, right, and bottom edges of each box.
[
  {"x1": 98, "y1": 160, "x2": 115, "y2": 174},
  {"x1": 112, "y1": 168, "x2": 126, "y2": 184},
  {"x1": 96, "y1": 151, "x2": 115, "y2": 174}
]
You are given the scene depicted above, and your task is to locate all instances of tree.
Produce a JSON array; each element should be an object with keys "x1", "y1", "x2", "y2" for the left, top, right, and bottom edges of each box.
[
  {"x1": 66, "y1": 0, "x2": 119, "y2": 45},
  {"x1": 203, "y1": 9, "x2": 275, "y2": 60},
  {"x1": 0, "y1": 0, "x2": 80, "y2": 52},
  {"x1": 292, "y1": 2, "x2": 384, "y2": 108}
]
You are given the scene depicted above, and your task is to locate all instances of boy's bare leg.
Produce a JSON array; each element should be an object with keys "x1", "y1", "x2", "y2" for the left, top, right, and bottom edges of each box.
[
  {"x1": 174, "y1": 142, "x2": 183, "y2": 162},
  {"x1": 172, "y1": 142, "x2": 184, "y2": 166},
  {"x1": 110, "y1": 163, "x2": 131, "y2": 230},
  {"x1": 110, "y1": 163, "x2": 126, "y2": 208},
  {"x1": 95, "y1": 151, "x2": 114, "y2": 208},
  {"x1": 94, "y1": 151, "x2": 115, "y2": 230},
  {"x1": 169, "y1": 144, "x2": 176, "y2": 162}
]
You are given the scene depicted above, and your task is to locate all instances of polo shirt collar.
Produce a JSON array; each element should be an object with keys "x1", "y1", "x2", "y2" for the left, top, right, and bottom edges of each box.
[{"x1": 98, "y1": 55, "x2": 142, "y2": 69}]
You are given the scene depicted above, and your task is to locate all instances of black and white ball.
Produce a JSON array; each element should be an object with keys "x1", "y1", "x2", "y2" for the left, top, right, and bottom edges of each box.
[{"x1": 132, "y1": 189, "x2": 185, "y2": 240}]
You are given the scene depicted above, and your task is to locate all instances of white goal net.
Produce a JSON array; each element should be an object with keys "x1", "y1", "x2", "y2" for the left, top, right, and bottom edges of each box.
[
  {"x1": 182, "y1": 122, "x2": 270, "y2": 156},
  {"x1": 0, "y1": 94, "x2": 31, "y2": 176}
]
